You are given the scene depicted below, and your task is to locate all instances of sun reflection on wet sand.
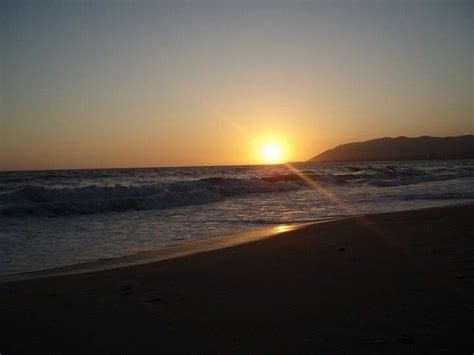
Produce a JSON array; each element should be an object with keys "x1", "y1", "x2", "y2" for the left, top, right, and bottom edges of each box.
[
  {"x1": 2, "y1": 222, "x2": 320, "y2": 282},
  {"x1": 274, "y1": 225, "x2": 292, "y2": 233}
]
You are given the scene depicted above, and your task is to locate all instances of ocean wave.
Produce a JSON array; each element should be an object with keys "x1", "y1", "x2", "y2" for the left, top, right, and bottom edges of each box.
[
  {"x1": 259, "y1": 165, "x2": 472, "y2": 187},
  {"x1": 1, "y1": 162, "x2": 473, "y2": 216},
  {"x1": 1, "y1": 177, "x2": 300, "y2": 216}
]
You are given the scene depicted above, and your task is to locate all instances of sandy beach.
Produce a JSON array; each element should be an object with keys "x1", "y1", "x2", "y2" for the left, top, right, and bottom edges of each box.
[{"x1": 1, "y1": 204, "x2": 473, "y2": 354}]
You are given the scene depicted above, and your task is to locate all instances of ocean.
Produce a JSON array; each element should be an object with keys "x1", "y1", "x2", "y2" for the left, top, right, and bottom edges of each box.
[{"x1": 1, "y1": 160, "x2": 473, "y2": 276}]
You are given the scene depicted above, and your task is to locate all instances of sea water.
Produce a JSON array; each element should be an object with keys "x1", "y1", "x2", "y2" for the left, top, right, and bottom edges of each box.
[{"x1": 1, "y1": 160, "x2": 473, "y2": 276}]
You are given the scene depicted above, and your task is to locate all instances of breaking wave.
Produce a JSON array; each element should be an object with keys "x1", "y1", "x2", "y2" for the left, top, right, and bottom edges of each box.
[
  {"x1": 0, "y1": 177, "x2": 300, "y2": 216},
  {"x1": 1, "y1": 162, "x2": 473, "y2": 216}
]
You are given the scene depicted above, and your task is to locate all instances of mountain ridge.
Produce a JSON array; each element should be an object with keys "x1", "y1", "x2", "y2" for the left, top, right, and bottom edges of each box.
[{"x1": 308, "y1": 135, "x2": 474, "y2": 162}]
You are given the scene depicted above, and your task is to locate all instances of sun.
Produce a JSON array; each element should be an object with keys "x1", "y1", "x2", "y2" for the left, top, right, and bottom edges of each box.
[{"x1": 261, "y1": 143, "x2": 283, "y2": 163}]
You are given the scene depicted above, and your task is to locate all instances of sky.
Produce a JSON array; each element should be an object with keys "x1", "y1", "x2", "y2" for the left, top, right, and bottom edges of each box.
[{"x1": 1, "y1": 0, "x2": 472, "y2": 170}]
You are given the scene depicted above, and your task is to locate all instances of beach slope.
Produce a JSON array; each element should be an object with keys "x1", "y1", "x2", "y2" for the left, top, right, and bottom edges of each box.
[{"x1": 1, "y1": 205, "x2": 473, "y2": 354}]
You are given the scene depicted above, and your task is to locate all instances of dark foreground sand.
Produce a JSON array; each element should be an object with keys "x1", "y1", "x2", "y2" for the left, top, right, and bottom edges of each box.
[{"x1": 1, "y1": 205, "x2": 473, "y2": 354}]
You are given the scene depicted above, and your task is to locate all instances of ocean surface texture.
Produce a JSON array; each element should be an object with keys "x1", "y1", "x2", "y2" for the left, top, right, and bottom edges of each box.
[{"x1": 1, "y1": 160, "x2": 473, "y2": 276}]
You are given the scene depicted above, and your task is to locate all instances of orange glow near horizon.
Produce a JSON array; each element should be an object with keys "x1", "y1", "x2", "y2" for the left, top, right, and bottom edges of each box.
[
  {"x1": 253, "y1": 134, "x2": 291, "y2": 165},
  {"x1": 2, "y1": 1, "x2": 472, "y2": 172}
]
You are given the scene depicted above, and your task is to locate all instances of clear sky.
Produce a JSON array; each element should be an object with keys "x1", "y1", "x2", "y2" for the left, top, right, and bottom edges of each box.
[{"x1": 1, "y1": 0, "x2": 472, "y2": 170}]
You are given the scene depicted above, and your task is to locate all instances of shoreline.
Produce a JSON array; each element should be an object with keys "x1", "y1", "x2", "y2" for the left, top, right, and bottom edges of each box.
[
  {"x1": 2, "y1": 202, "x2": 472, "y2": 283},
  {"x1": 1, "y1": 203, "x2": 473, "y2": 354},
  {"x1": 0, "y1": 219, "x2": 334, "y2": 283}
]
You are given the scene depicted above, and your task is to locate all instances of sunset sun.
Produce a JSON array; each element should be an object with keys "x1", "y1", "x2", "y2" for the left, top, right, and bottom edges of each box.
[{"x1": 261, "y1": 143, "x2": 283, "y2": 163}]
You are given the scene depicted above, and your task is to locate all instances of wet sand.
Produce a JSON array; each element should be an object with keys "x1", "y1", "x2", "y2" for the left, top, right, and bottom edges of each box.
[{"x1": 1, "y1": 204, "x2": 473, "y2": 354}]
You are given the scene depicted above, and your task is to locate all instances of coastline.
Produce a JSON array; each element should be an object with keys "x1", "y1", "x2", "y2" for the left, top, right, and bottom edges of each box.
[
  {"x1": 3, "y1": 203, "x2": 470, "y2": 283},
  {"x1": 1, "y1": 204, "x2": 473, "y2": 354},
  {"x1": 0, "y1": 220, "x2": 334, "y2": 283}
]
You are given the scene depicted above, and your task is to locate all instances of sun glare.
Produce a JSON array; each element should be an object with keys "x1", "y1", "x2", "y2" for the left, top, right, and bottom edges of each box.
[{"x1": 261, "y1": 143, "x2": 283, "y2": 163}]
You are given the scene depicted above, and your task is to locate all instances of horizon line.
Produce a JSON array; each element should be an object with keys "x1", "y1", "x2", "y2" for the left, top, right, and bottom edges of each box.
[{"x1": 0, "y1": 161, "x2": 306, "y2": 174}]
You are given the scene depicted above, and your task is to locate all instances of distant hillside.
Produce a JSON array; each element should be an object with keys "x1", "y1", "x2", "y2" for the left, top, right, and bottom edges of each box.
[{"x1": 309, "y1": 135, "x2": 474, "y2": 162}]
